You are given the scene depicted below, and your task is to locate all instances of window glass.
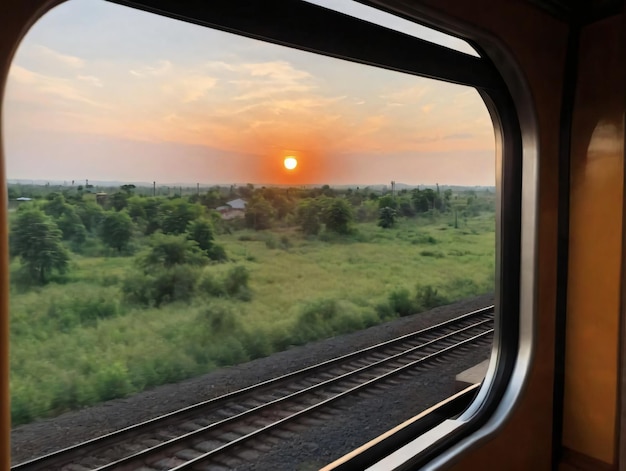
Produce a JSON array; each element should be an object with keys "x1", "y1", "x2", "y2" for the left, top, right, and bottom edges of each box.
[{"x1": 5, "y1": 1, "x2": 495, "y2": 468}]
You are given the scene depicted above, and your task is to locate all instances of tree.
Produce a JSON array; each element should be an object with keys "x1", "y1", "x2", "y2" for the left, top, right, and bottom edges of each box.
[
  {"x1": 57, "y1": 209, "x2": 87, "y2": 245},
  {"x1": 296, "y1": 199, "x2": 322, "y2": 235},
  {"x1": 100, "y1": 211, "x2": 133, "y2": 252},
  {"x1": 161, "y1": 199, "x2": 202, "y2": 235},
  {"x1": 245, "y1": 196, "x2": 275, "y2": 230},
  {"x1": 187, "y1": 218, "x2": 227, "y2": 262},
  {"x1": 140, "y1": 233, "x2": 207, "y2": 269},
  {"x1": 75, "y1": 201, "x2": 104, "y2": 232},
  {"x1": 110, "y1": 192, "x2": 129, "y2": 212},
  {"x1": 10, "y1": 208, "x2": 70, "y2": 283},
  {"x1": 323, "y1": 198, "x2": 353, "y2": 234},
  {"x1": 378, "y1": 194, "x2": 397, "y2": 210},
  {"x1": 120, "y1": 184, "x2": 136, "y2": 195},
  {"x1": 378, "y1": 206, "x2": 397, "y2": 229},
  {"x1": 43, "y1": 194, "x2": 70, "y2": 219}
]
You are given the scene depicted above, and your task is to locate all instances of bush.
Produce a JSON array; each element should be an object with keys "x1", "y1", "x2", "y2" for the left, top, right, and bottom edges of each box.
[
  {"x1": 196, "y1": 301, "x2": 242, "y2": 335},
  {"x1": 387, "y1": 288, "x2": 417, "y2": 317},
  {"x1": 415, "y1": 284, "x2": 448, "y2": 311},
  {"x1": 198, "y1": 272, "x2": 226, "y2": 297},
  {"x1": 294, "y1": 299, "x2": 379, "y2": 344},
  {"x1": 207, "y1": 244, "x2": 228, "y2": 262},
  {"x1": 93, "y1": 362, "x2": 133, "y2": 401},
  {"x1": 420, "y1": 250, "x2": 445, "y2": 258},
  {"x1": 223, "y1": 265, "x2": 251, "y2": 300},
  {"x1": 123, "y1": 265, "x2": 200, "y2": 306}
]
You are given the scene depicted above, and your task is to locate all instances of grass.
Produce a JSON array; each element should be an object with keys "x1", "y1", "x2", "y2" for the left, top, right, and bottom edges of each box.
[{"x1": 9, "y1": 212, "x2": 494, "y2": 425}]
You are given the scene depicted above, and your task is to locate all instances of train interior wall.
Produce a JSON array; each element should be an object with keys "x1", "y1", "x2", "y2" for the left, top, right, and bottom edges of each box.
[{"x1": 0, "y1": 1, "x2": 626, "y2": 470}]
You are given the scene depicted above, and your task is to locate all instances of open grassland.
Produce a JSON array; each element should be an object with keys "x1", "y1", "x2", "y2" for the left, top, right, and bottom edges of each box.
[{"x1": 10, "y1": 213, "x2": 494, "y2": 425}]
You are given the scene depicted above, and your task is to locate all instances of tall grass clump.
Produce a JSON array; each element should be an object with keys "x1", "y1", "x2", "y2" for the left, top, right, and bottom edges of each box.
[
  {"x1": 293, "y1": 298, "x2": 378, "y2": 344},
  {"x1": 123, "y1": 265, "x2": 201, "y2": 307},
  {"x1": 192, "y1": 301, "x2": 249, "y2": 366}
]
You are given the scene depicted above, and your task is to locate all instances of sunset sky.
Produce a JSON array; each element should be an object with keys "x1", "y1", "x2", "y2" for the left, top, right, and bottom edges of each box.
[{"x1": 2, "y1": 0, "x2": 495, "y2": 186}]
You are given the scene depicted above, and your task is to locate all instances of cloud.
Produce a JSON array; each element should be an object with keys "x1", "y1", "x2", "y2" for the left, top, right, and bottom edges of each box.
[
  {"x1": 382, "y1": 84, "x2": 430, "y2": 104},
  {"x1": 227, "y1": 61, "x2": 317, "y2": 101},
  {"x1": 77, "y1": 75, "x2": 103, "y2": 87},
  {"x1": 179, "y1": 75, "x2": 218, "y2": 103},
  {"x1": 8, "y1": 65, "x2": 105, "y2": 108},
  {"x1": 130, "y1": 60, "x2": 172, "y2": 77},
  {"x1": 33, "y1": 45, "x2": 84, "y2": 68}
]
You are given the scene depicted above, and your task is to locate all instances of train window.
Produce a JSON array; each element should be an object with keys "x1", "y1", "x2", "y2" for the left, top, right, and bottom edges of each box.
[{"x1": 4, "y1": 0, "x2": 527, "y2": 470}]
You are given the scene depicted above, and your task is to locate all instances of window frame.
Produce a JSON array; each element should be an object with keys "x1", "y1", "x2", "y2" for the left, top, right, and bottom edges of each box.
[{"x1": 2, "y1": 0, "x2": 539, "y2": 468}]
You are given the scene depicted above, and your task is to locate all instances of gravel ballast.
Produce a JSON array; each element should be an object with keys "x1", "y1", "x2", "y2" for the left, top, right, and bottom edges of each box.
[{"x1": 11, "y1": 293, "x2": 494, "y2": 466}]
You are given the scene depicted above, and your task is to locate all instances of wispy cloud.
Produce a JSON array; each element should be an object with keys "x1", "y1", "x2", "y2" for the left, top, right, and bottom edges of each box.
[
  {"x1": 77, "y1": 75, "x2": 103, "y2": 87},
  {"x1": 32, "y1": 45, "x2": 85, "y2": 68},
  {"x1": 179, "y1": 75, "x2": 218, "y2": 103},
  {"x1": 8, "y1": 65, "x2": 106, "y2": 107},
  {"x1": 130, "y1": 60, "x2": 172, "y2": 77}
]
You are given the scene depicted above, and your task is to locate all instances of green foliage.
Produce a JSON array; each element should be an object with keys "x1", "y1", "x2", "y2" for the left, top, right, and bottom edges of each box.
[
  {"x1": 186, "y1": 218, "x2": 227, "y2": 262},
  {"x1": 57, "y1": 209, "x2": 87, "y2": 246},
  {"x1": 420, "y1": 250, "x2": 445, "y2": 258},
  {"x1": 323, "y1": 198, "x2": 353, "y2": 234},
  {"x1": 294, "y1": 298, "x2": 379, "y2": 343},
  {"x1": 126, "y1": 196, "x2": 147, "y2": 222},
  {"x1": 296, "y1": 199, "x2": 322, "y2": 235},
  {"x1": 43, "y1": 194, "x2": 69, "y2": 219},
  {"x1": 100, "y1": 211, "x2": 133, "y2": 252},
  {"x1": 161, "y1": 199, "x2": 203, "y2": 235},
  {"x1": 187, "y1": 218, "x2": 214, "y2": 251},
  {"x1": 123, "y1": 264, "x2": 201, "y2": 307},
  {"x1": 196, "y1": 301, "x2": 242, "y2": 335},
  {"x1": 387, "y1": 288, "x2": 416, "y2": 316},
  {"x1": 10, "y1": 208, "x2": 70, "y2": 283},
  {"x1": 223, "y1": 265, "x2": 252, "y2": 300},
  {"x1": 8, "y1": 183, "x2": 496, "y2": 426},
  {"x1": 414, "y1": 284, "x2": 448, "y2": 311},
  {"x1": 139, "y1": 233, "x2": 207, "y2": 269},
  {"x1": 378, "y1": 206, "x2": 397, "y2": 229},
  {"x1": 245, "y1": 196, "x2": 275, "y2": 230},
  {"x1": 377, "y1": 194, "x2": 397, "y2": 210},
  {"x1": 110, "y1": 192, "x2": 129, "y2": 211},
  {"x1": 75, "y1": 201, "x2": 104, "y2": 232},
  {"x1": 196, "y1": 265, "x2": 252, "y2": 301}
]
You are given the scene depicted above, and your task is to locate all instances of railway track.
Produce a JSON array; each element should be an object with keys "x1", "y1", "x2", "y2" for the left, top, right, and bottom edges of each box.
[{"x1": 13, "y1": 306, "x2": 494, "y2": 471}]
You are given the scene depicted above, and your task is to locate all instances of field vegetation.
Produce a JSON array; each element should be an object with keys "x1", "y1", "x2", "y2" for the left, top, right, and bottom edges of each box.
[{"x1": 8, "y1": 182, "x2": 495, "y2": 425}]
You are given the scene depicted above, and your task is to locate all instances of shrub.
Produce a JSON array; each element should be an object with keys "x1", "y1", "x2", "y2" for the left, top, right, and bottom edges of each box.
[
  {"x1": 93, "y1": 362, "x2": 133, "y2": 401},
  {"x1": 388, "y1": 288, "x2": 417, "y2": 317},
  {"x1": 207, "y1": 244, "x2": 228, "y2": 262},
  {"x1": 197, "y1": 301, "x2": 242, "y2": 335},
  {"x1": 223, "y1": 265, "x2": 251, "y2": 299},
  {"x1": 415, "y1": 284, "x2": 448, "y2": 311},
  {"x1": 198, "y1": 272, "x2": 226, "y2": 297},
  {"x1": 420, "y1": 250, "x2": 445, "y2": 258},
  {"x1": 123, "y1": 265, "x2": 200, "y2": 306}
]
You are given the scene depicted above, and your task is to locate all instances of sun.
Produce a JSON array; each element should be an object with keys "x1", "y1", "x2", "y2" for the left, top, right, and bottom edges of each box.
[{"x1": 284, "y1": 156, "x2": 298, "y2": 170}]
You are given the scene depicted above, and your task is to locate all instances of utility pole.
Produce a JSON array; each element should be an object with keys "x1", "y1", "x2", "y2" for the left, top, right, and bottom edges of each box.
[
  {"x1": 197, "y1": 183, "x2": 200, "y2": 196},
  {"x1": 153, "y1": 181, "x2": 156, "y2": 197}
]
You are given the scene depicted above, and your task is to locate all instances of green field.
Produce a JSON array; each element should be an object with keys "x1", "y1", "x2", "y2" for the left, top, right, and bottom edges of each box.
[{"x1": 8, "y1": 184, "x2": 494, "y2": 425}]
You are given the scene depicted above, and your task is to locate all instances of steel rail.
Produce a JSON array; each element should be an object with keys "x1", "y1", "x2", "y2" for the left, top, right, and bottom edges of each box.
[
  {"x1": 92, "y1": 318, "x2": 493, "y2": 470},
  {"x1": 170, "y1": 329, "x2": 493, "y2": 470},
  {"x1": 12, "y1": 305, "x2": 493, "y2": 470}
]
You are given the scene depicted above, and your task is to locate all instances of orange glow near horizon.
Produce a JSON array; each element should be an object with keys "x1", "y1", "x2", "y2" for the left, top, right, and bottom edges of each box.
[{"x1": 4, "y1": 0, "x2": 496, "y2": 186}]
